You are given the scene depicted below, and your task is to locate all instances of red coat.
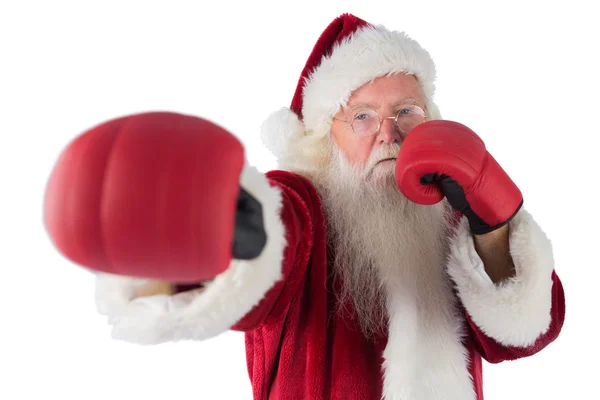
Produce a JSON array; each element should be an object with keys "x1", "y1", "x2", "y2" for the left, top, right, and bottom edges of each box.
[{"x1": 96, "y1": 168, "x2": 565, "y2": 400}]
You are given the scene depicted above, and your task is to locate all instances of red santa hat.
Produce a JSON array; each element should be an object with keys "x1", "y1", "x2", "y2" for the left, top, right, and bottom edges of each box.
[{"x1": 260, "y1": 13, "x2": 441, "y2": 172}]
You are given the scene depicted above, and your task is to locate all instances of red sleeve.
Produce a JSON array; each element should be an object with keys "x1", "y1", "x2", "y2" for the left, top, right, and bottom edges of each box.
[
  {"x1": 465, "y1": 270, "x2": 565, "y2": 363},
  {"x1": 231, "y1": 170, "x2": 320, "y2": 331}
]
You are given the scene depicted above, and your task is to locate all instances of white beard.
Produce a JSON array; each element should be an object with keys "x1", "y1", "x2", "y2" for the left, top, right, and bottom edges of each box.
[
  {"x1": 311, "y1": 141, "x2": 452, "y2": 338},
  {"x1": 303, "y1": 139, "x2": 477, "y2": 399}
]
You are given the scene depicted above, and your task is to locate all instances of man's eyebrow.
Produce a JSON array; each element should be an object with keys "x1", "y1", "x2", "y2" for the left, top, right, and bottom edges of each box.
[
  {"x1": 346, "y1": 102, "x2": 377, "y2": 111},
  {"x1": 394, "y1": 97, "x2": 419, "y2": 106},
  {"x1": 346, "y1": 97, "x2": 420, "y2": 111}
]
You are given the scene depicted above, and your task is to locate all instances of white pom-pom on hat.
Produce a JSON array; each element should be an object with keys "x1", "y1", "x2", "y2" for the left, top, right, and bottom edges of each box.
[{"x1": 260, "y1": 107, "x2": 305, "y2": 158}]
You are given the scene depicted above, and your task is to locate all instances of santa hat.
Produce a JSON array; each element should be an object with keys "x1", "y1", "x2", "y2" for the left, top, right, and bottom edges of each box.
[{"x1": 260, "y1": 13, "x2": 441, "y2": 172}]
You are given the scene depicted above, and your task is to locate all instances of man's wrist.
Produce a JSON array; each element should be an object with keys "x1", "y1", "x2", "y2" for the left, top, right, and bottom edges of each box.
[{"x1": 473, "y1": 224, "x2": 516, "y2": 283}]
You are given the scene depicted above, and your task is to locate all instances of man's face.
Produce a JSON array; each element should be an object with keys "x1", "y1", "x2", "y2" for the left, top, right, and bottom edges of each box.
[
  {"x1": 330, "y1": 73, "x2": 426, "y2": 185},
  {"x1": 318, "y1": 74, "x2": 442, "y2": 337}
]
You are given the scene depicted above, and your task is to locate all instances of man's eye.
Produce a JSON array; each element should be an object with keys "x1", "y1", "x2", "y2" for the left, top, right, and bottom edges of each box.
[
  {"x1": 355, "y1": 113, "x2": 369, "y2": 120},
  {"x1": 398, "y1": 108, "x2": 412, "y2": 115}
]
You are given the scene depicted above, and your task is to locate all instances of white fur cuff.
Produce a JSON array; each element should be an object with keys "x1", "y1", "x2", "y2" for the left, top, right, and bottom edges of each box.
[
  {"x1": 94, "y1": 164, "x2": 287, "y2": 345},
  {"x1": 446, "y1": 208, "x2": 555, "y2": 347}
]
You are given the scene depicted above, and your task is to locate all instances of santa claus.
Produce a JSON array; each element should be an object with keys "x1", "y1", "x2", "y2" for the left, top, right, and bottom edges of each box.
[{"x1": 44, "y1": 13, "x2": 565, "y2": 400}]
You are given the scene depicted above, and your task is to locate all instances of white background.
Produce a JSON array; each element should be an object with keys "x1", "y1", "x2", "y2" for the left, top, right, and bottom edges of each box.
[{"x1": 1, "y1": 0, "x2": 598, "y2": 399}]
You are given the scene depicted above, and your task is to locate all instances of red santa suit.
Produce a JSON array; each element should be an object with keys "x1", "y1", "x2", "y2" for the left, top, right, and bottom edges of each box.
[
  {"x1": 93, "y1": 13, "x2": 565, "y2": 400},
  {"x1": 96, "y1": 166, "x2": 564, "y2": 399}
]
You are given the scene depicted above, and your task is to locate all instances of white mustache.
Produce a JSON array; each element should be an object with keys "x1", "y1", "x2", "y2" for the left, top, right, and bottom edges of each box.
[{"x1": 364, "y1": 144, "x2": 401, "y2": 174}]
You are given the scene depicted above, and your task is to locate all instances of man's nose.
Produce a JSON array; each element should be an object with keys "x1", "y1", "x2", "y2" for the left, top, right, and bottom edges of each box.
[{"x1": 378, "y1": 118, "x2": 403, "y2": 144}]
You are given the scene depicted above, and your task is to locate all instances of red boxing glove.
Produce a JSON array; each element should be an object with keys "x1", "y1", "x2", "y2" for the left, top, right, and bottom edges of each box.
[
  {"x1": 44, "y1": 111, "x2": 264, "y2": 283},
  {"x1": 395, "y1": 120, "x2": 523, "y2": 234}
]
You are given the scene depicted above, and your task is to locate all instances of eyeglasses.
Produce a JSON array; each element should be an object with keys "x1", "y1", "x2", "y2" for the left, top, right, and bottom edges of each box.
[{"x1": 334, "y1": 104, "x2": 426, "y2": 137}]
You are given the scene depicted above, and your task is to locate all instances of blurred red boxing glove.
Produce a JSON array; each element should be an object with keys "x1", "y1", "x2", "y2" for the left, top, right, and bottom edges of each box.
[
  {"x1": 395, "y1": 120, "x2": 523, "y2": 234},
  {"x1": 44, "y1": 111, "x2": 266, "y2": 283}
]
